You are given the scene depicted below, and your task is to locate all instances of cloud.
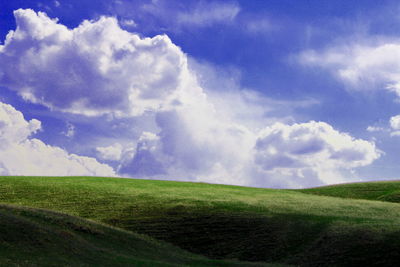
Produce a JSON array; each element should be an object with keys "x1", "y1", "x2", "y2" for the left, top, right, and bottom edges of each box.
[
  {"x1": 0, "y1": 102, "x2": 41, "y2": 145},
  {"x1": 0, "y1": 9, "x2": 381, "y2": 188},
  {"x1": 299, "y1": 42, "x2": 400, "y2": 99},
  {"x1": 119, "y1": 90, "x2": 380, "y2": 187},
  {"x1": 62, "y1": 122, "x2": 75, "y2": 138},
  {"x1": 0, "y1": 101, "x2": 115, "y2": 176},
  {"x1": 242, "y1": 17, "x2": 277, "y2": 35},
  {"x1": 120, "y1": 19, "x2": 136, "y2": 27},
  {"x1": 116, "y1": 65, "x2": 256, "y2": 184},
  {"x1": 390, "y1": 115, "x2": 400, "y2": 130},
  {"x1": 0, "y1": 9, "x2": 189, "y2": 117},
  {"x1": 119, "y1": 132, "x2": 165, "y2": 176},
  {"x1": 110, "y1": 0, "x2": 240, "y2": 32},
  {"x1": 255, "y1": 121, "x2": 380, "y2": 170},
  {"x1": 390, "y1": 115, "x2": 400, "y2": 136},
  {"x1": 366, "y1": 126, "x2": 386, "y2": 132},
  {"x1": 366, "y1": 117, "x2": 400, "y2": 137},
  {"x1": 176, "y1": 1, "x2": 240, "y2": 27},
  {"x1": 96, "y1": 143, "x2": 123, "y2": 161},
  {"x1": 253, "y1": 121, "x2": 381, "y2": 187},
  {"x1": 188, "y1": 58, "x2": 320, "y2": 130}
]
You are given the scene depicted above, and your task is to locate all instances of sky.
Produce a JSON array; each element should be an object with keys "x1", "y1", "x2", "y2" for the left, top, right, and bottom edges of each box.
[{"x1": 0, "y1": 0, "x2": 400, "y2": 188}]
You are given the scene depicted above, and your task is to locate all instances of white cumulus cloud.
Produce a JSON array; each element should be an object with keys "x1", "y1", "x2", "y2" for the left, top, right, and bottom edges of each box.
[
  {"x1": 0, "y1": 9, "x2": 189, "y2": 117},
  {"x1": 255, "y1": 121, "x2": 380, "y2": 169},
  {"x1": 0, "y1": 101, "x2": 115, "y2": 176},
  {"x1": 251, "y1": 121, "x2": 381, "y2": 188}
]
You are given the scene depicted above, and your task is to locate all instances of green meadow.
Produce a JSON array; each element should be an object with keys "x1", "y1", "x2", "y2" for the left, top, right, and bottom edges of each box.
[
  {"x1": 300, "y1": 180, "x2": 400, "y2": 202},
  {"x1": 1, "y1": 176, "x2": 400, "y2": 266},
  {"x1": 0, "y1": 204, "x2": 268, "y2": 266}
]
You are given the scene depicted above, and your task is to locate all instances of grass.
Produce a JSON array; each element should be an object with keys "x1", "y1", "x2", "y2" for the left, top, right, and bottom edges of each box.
[
  {"x1": 299, "y1": 180, "x2": 400, "y2": 203},
  {"x1": 0, "y1": 204, "x2": 268, "y2": 266},
  {"x1": 0, "y1": 176, "x2": 400, "y2": 266}
]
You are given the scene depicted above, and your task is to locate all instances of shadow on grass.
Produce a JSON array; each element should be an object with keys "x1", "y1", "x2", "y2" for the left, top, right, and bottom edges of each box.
[{"x1": 107, "y1": 208, "x2": 400, "y2": 266}]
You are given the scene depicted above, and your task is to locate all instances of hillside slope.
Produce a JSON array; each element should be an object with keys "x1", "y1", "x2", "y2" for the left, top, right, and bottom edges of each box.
[
  {"x1": 1, "y1": 176, "x2": 400, "y2": 266},
  {"x1": 299, "y1": 180, "x2": 400, "y2": 203},
  {"x1": 0, "y1": 204, "x2": 266, "y2": 266}
]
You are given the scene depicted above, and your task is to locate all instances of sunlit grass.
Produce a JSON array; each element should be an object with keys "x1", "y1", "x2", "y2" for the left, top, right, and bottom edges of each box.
[{"x1": 299, "y1": 180, "x2": 400, "y2": 202}]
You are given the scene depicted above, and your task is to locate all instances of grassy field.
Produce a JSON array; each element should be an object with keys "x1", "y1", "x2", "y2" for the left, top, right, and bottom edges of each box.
[
  {"x1": 0, "y1": 176, "x2": 400, "y2": 266},
  {"x1": 299, "y1": 180, "x2": 400, "y2": 202},
  {"x1": 0, "y1": 204, "x2": 268, "y2": 266}
]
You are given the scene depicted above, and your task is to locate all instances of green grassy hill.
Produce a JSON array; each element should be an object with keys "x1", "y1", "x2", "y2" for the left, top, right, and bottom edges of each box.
[
  {"x1": 0, "y1": 204, "x2": 266, "y2": 267},
  {"x1": 1, "y1": 176, "x2": 400, "y2": 266},
  {"x1": 299, "y1": 180, "x2": 400, "y2": 202}
]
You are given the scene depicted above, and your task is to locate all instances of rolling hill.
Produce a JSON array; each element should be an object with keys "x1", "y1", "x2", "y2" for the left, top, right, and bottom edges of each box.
[
  {"x1": 0, "y1": 204, "x2": 267, "y2": 266},
  {"x1": 299, "y1": 180, "x2": 400, "y2": 203},
  {"x1": 1, "y1": 176, "x2": 400, "y2": 266}
]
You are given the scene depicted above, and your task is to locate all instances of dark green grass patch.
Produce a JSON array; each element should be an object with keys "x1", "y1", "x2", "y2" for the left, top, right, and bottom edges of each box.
[{"x1": 0, "y1": 204, "x2": 268, "y2": 266}]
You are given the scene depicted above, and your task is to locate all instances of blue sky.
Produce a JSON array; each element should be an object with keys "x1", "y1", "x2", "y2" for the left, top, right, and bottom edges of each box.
[{"x1": 0, "y1": 0, "x2": 399, "y2": 188}]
